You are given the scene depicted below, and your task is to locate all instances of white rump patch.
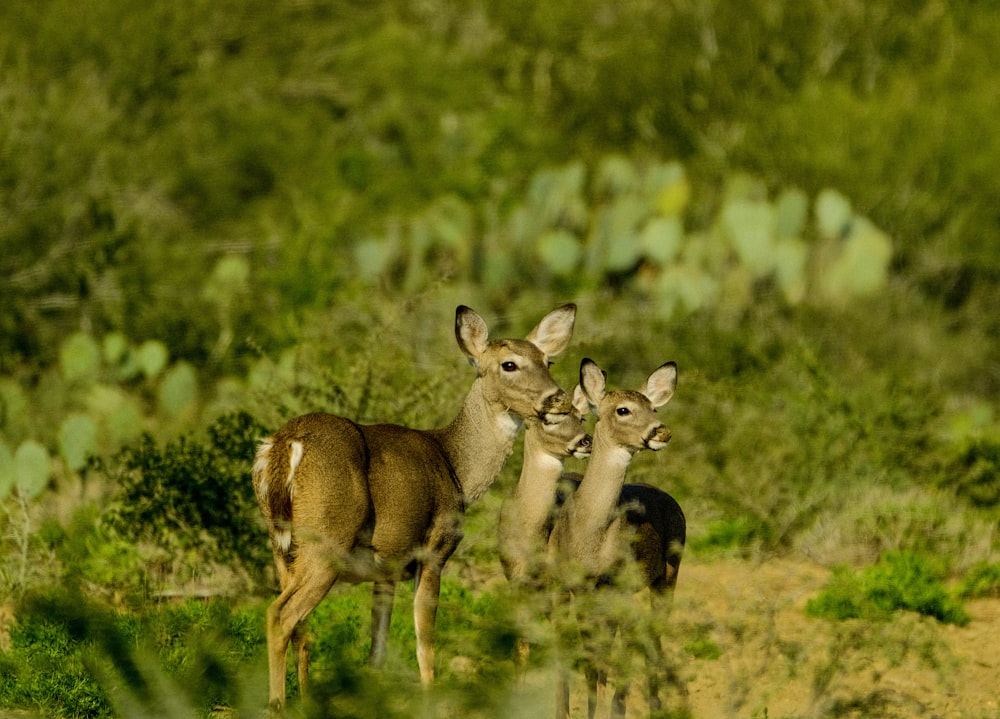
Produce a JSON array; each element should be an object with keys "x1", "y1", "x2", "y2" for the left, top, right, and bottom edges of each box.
[
  {"x1": 275, "y1": 527, "x2": 292, "y2": 554},
  {"x1": 286, "y1": 440, "x2": 304, "y2": 500},
  {"x1": 251, "y1": 438, "x2": 274, "y2": 502}
]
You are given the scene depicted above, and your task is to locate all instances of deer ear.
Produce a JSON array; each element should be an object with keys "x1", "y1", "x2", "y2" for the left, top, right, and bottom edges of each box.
[
  {"x1": 571, "y1": 383, "x2": 590, "y2": 416},
  {"x1": 525, "y1": 303, "x2": 576, "y2": 358},
  {"x1": 641, "y1": 361, "x2": 677, "y2": 408},
  {"x1": 455, "y1": 306, "x2": 489, "y2": 366},
  {"x1": 579, "y1": 358, "x2": 606, "y2": 411}
]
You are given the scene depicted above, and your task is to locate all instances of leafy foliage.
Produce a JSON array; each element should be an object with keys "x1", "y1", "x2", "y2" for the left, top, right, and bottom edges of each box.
[
  {"x1": 940, "y1": 438, "x2": 1000, "y2": 508},
  {"x1": 104, "y1": 411, "x2": 271, "y2": 574},
  {"x1": 2, "y1": 587, "x2": 266, "y2": 718},
  {"x1": 957, "y1": 561, "x2": 1000, "y2": 600},
  {"x1": 3, "y1": 0, "x2": 999, "y2": 371},
  {"x1": 806, "y1": 551, "x2": 970, "y2": 626}
]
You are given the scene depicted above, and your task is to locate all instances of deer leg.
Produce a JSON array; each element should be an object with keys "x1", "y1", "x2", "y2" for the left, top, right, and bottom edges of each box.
[
  {"x1": 412, "y1": 515, "x2": 462, "y2": 687},
  {"x1": 555, "y1": 672, "x2": 571, "y2": 719},
  {"x1": 610, "y1": 681, "x2": 630, "y2": 718},
  {"x1": 514, "y1": 636, "x2": 531, "y2": 678},
  {"x1": 583, "y1": 662, "x2": 600, "y2": 719},
  {"x1": 552, "y1": 586, "x2": 576, "y2": 719},
  {"x1": 291, "y1": 624, "x2": 312, "y2": 698},
  {"x1": 577, "y1": 610, "x2": 607, "y2": 719},
  {"x1": 369, "y1": 580, "x2": 396, "y2": 667},
  {"x1": 648, "y1": 585, "x2": 688, "y2": 712},
  {"x1": 413, "y1": 563, "x2": 441, "y2": 685},
  {"x1": 266, "y1": 564, "x2": 338, "y2": 713}
]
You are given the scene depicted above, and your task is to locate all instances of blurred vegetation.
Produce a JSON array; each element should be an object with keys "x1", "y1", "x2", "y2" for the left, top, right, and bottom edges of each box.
[
  {"x1": 1, "y1": 0, "x2": 999, "y2": 716},
  {"x1": 101, "y1": 411, "x2": 271, "y2": 579},
  {"x1": 806, "y1": 550, "x2": 970, "y2": 626}
]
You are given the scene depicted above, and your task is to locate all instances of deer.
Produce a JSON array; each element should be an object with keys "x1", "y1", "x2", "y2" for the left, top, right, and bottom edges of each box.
[
  {"x1": 251, "y1": 303, "x2": 577, "y2": 713},
  {"x1": 497, "y1": 384, "x2": 592, "y2": 670},
  {"x1": 548, "y1": 358, "x2": 686, "y2": 719}
]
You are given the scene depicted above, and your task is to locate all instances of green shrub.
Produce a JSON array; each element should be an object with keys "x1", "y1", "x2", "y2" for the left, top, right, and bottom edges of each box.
[
  {"x1": 103, "y1": 411, "x2": 271, "y2": 576},
  {"x1": 957, "y1": 561, "x2": 1000, "y2": 599},
  {"x1": 2, "y1": 588, "x2": 268, "y2": 718},
  {"x1": 3, "y1": 590, "x2": 120, "y2": 718},
  {"x1": 806, "y1": 551, "x2": 969, "y2": 626},
  {"x1": 941, "y1": 438, "x2": 1000, "y2": 508},
  {"x1": 690, "y1": 516, "x2": 773, "y2": 555}
]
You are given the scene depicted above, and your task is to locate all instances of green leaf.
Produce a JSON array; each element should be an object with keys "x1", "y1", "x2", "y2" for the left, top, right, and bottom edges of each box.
[
  {"x1": 773, "y1": 237, "x2": 808, "y2": 304},
  {"x1": 0, "y1": 378, "x2": 29, "y2": 430},
  {"x1": 102, "y1": 332, "x2": 129, "y2": 365},
  {"x1": 599, "y1": 195, "x2": 647, "y2": 273},
  {"x1": 15, "y1": 439, "x2": 51, "y2": 500},
  {"x1": 0, "y1": 441, "x2": 13, "y2": 500},
  {"x1": 135, "y1": 340, "x2": 169, "y2": 379},
  {"x1": 820, "y1": 217, "x2": 893, "y2": 301},
  {"x1": 354, "y1": 237, "x2": 397, "y2": 281},
  {"x1": 721, "y1": 198, "x2": 775, "y2": 276},
  {"x1": 594, "y1": 154, "x2": 639, "y2": 197},
  {"x1": 537, "y1": 229, "x2": 582, "y2": 275},
  {"x1": 106, "y1": 398, "x2": 145, "y2": 446},
  {"x1": 774, "y1": 187, "x2": 809, "y2": 239},
  {"x1": 59, "y1": 332, "x2": 101, "y2": 383},
  {"x1": 528, "y1": 162, "x2": 587, "y2": 229},
  {"x1": 426, "y1": 194, "x2": 473, "y2": 248},
  {"x1": 648, "y1": 161, "x2": 690, "y2": 217},
  {"x1": 639, "y1": 216, "x2": 684, "y2": 265},
  {"x1": 203, "y1": 255, "x2": 250, "y2": 305},
  {"x1": 815, "y1": 188, "x2": 853, "y2": 240},
  {"x1": 59, "y1": 414, "x2": 99, "y2": 471},
  {"x1": 656, "y1": 264, "x2": 719, "y2": 316},
  {"x1": 158, "y1": 362, "x2": 199, "y2": 418}
]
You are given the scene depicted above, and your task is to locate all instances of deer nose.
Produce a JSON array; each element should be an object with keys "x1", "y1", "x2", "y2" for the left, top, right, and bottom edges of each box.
[
  {"x1": 539, "y1": 390, "x2": 573, "y2": 424},
  {"x1": 644, "y1": 425, "x2": 671, "y2": 450}
]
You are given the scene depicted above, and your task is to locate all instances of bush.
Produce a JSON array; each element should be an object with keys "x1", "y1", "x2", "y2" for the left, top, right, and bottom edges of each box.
[
  {"x1": 941, "y1": 438, "x2": 1000, "y2": 508},
  {"x1": 103, "y1": 411, "x2": 271, "y2": 578},
  {"x1": 806, "y1": 551, "x2": 969, "y2": 626},
  {"x1": 957, "y1": 561, "x2": 1000, "y2": 599},
  {"x1": 2, "y1": 587, "x2": 268, "y2": 718}
]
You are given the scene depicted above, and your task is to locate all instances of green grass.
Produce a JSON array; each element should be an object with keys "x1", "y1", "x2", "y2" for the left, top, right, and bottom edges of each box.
[
  {"x1": 957, "y1": 560, "x2": 1000, "y2": 600},
  {"x1": 806, "y1": 551, "x2": 970, "y2": 626}
]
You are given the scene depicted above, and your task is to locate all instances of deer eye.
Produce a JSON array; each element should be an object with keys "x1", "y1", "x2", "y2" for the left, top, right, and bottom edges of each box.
[
  {"x1": 501, "y1": 361, "x2": 518, "y2": 372},
  {"x1": 616, "y1": 406, "x2": 631, "y2": 416}
]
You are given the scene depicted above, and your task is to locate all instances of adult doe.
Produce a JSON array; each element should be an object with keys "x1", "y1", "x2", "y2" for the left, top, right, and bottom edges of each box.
[
  {"x1": 252, "y1": 304, "x2": 576, "y2": 712},
  {"x1": 549, "y1": 358, "x2": 686, "y2": 719}
]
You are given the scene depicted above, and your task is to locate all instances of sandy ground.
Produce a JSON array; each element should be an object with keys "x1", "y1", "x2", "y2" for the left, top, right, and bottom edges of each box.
[{"x1": 535, "y1": 557, "x2": 1000, "y2": 719}]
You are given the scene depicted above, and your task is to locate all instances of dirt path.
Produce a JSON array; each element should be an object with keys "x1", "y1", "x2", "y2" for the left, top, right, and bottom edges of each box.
[
  {"x1": 667, "y1": 558, "x2": 999, "y2": 719},
  {"x1": 518, "y1": 557, "x2": 999, "y2": 719}
]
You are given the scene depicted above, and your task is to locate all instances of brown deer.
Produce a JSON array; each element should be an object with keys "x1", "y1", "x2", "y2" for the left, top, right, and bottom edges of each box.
[
  {"x1": 252, "y1": 304, "x2": 576, "y2": 713},
  {"x1": 498, "y1": 385, "x2": 592, "y2": 669},
  {"x1": 549, "y1": 358, "x2": 685, "y2": 719},
  {"x1": 499, "y1": 385, "x2": 592, "y2": 585}
]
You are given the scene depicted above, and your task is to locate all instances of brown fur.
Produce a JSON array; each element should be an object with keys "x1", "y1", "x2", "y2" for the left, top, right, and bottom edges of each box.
[
  {"x1": 550, "y1": 358, "x2": 685, "y2": 719},
  {"x1": 252, "y1": 304, "x2": 576, "y2": 713}
]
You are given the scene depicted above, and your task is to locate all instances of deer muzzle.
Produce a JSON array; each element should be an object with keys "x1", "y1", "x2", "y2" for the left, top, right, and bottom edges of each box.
[
  {"x1": 644, "y1": 425, "x2": 672, "y2": 451},
  {"x1": 538, "y1": 390, "x2": 573, "y2": 424},
  {"x1": 571, "y1": 434, "x2": 593, "y2": 458}
]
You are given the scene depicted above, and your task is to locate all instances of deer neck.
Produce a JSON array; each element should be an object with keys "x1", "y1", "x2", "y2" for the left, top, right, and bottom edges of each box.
[
  {"x1": 432, "y1": 377, "x2": 522, "y2": 506},
  {"x1": 566, "y1": 432, "x2": 632, "y2": 545},
  {"x1": 511, "y1": 432, "x2": 565, "y2": 536}
]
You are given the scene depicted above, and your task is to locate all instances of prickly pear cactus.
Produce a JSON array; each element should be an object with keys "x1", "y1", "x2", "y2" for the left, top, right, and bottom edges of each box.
[{"x1": 14, "y1": 440, "x2": 50, "y2": 500}]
